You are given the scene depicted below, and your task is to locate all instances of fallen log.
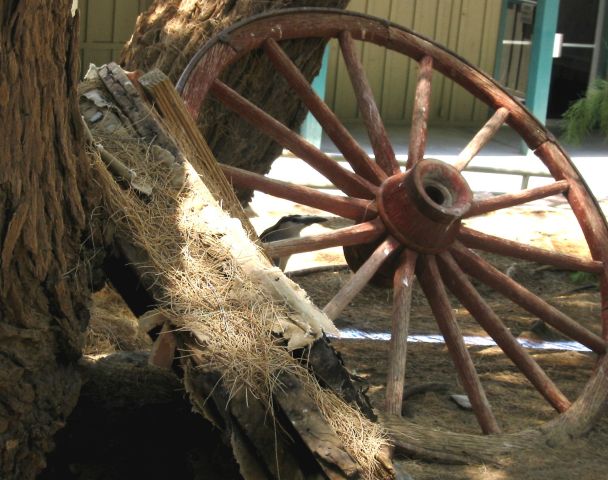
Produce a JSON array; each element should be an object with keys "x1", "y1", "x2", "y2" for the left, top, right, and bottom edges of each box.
[{"x1": 80, "y1": 62, "x2": 393, "y2": 479}]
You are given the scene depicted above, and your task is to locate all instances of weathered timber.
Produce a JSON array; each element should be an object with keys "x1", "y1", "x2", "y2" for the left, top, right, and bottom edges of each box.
[
  {"x1": 384, "y1": 249, "x2": 417, "y2": 416},
  {"x1": 407, "y1": 56, "x2": 433, "y2": 169},
  {"x1": 454, "y1": 107, "x2": 510, "y2": 171},
  {"x1": 81, "y1": 63, "x2": 391, "y2": 479},
  {"x1": 417, "y1": 255, "x2": 500, "y2": 435},
  {"x1": 339, "y1": 31, "x2": 398, "y2": 176}
]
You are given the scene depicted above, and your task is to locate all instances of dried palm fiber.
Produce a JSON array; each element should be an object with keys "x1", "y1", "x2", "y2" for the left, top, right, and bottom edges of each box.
[
  {"x1": 86, "y1": 286, "x2": 152, "y2": 355},
  {"x1": 80, "y1": 65, "x2": 389, "y2": 478},
  {"x1": 121, "y1": 0, "x2": 350, "y2": 202}
]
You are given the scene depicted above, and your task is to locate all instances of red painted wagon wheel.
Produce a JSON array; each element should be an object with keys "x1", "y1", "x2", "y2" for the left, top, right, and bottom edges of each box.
[{"x1": 177, "y1": 8, "x2": 608, "y2": 435}]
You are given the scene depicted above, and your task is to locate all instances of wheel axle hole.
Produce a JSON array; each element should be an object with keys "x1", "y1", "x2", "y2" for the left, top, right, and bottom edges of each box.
[
  {"x1": 425, "y1": 185, "x2": 446, "y2": 205},
  {"x1": 424, "y1": 181, "x2": 453, "y2": 207}
]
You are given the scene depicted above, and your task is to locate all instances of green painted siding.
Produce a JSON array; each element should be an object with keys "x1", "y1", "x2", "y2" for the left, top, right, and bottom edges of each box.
[
  {"x1": 76, "y1": 0, "x2": 502, "y2": 126},
  {"x1": 77, "y1": 0, "x2": 153, "y2": 75},
  {"x1": 326, "y1": 0, "x2": 503, "y2": 126}
]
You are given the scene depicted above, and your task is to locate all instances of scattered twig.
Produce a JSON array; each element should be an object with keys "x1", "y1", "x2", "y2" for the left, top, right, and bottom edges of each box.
[{"x1": 287, "y1": 264, "x2": 351, "y2": 278}]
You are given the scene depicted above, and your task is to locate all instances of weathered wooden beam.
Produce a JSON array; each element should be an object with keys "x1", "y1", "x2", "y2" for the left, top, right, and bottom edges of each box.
[{"x1": 82, "y1": 64, "x2": 391, "y2": 479}]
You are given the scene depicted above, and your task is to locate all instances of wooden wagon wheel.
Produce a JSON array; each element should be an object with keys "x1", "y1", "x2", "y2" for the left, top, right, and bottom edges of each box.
[{"x1": 177, "y1": 8, "x2": 608, "y2": 436}]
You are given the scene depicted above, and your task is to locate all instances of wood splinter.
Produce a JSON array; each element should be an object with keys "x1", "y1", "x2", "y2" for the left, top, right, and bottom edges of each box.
[
  {"x1": 138, "y1": 308, "x2": 171, "y2": 334},
  {"x1": 149, "y1": 322, "x2": 178, "y2": 370},
  {"x1": 139, "y1": 310, "x2": 177, "y2": 370}
]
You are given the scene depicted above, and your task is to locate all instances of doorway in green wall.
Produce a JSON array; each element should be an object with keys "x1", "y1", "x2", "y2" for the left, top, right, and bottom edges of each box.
[
  {"x1": 495, "y1": 0, "x2": 606, "y2": 122},
  {"x1": 547, "y1": 0, "x2": 603, "y2": 118}
]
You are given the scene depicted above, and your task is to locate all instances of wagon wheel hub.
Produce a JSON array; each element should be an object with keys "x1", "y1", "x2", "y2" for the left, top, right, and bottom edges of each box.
[
  {"x1": 344, "y1": 159, "x2": 473, "y2": 285},
  {"x1": 377, "y1": 159, "x2": 472, "y2": 254}
]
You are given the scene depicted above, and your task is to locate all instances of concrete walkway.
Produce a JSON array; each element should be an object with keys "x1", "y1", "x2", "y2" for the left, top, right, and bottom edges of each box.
[
  {"x1": 250, "y1": 125, "x2": 607, "y2": 272},
  {"x1": 265, "y1": 125, "x2": 608, "y2": 201}
]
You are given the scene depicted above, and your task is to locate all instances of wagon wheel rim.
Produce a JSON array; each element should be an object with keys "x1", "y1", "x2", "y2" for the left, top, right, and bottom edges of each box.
[{"x1": 177, "y1": 8, "x2": 608, "y2": 435}]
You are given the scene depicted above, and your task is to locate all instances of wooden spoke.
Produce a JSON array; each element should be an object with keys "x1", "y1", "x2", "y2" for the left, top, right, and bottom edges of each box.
[
  {"x1": 176, "y1": 9, "x2": 608, "y2": 437},
  {"x1": 417, "y1": 255, "x2": 500, "y2": 434},
  {"x1": 221, "y1": 164, "x2": 376, "y2": 221},
  {"x1": 450, "y1": 243, "x2": 606, "y2": 354},
  {"x1": 458, "y1": 226, "x2": 604, "y2": 274},
  {"x1": 385, "y1": 249, "x2": 418, "y2": 416},
  {"x1": 323, "y1": 236, "x2": 401, "y2": 320},
  {"x1": 437, "y1": 252, "x2": 571, "y2": 412},
  {"x1": 263, "y1": 39, "x2": 387, "y2": 185},
  {"x1": 339, "y1": 31, "x2": 399, "y2": 176},
  {"x1": 454, "y1": 107, "x2": 510, "y2": 171},
  {"x1": 407, "y1": 56, "x2": 433, "y2": 169},
  {"x1": 263, "y1": 218, "x2": 386, "y2": 258},
  {"x1": 466, "y1": 180, "x2": 570, "y2": 217},
  {"x1": 210, "y1": 80, "x2": 377, "y2": 199},
  {"x1": 537, "y1": 141, "x2": 608, "y2": 340},
  {"x1": 602, "y1": 278, "x2": 608, "y2": 341}
]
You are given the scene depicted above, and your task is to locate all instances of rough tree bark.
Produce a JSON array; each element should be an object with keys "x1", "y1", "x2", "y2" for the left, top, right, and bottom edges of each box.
[
  {"x1": 0, "y1": 1, "x2": 97, "y2": 478},
  {"x1": 121, "y1": 0, "x2": 349, "y2": 202}
]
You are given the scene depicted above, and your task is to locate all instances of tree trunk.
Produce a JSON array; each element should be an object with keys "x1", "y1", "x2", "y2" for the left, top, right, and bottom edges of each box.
[
  {"x1": 0, "y1": 2, "x2": 96, "y2": 478},
  {"x1": 121, "y1": 0, "x2": 349, "y2": 202}
]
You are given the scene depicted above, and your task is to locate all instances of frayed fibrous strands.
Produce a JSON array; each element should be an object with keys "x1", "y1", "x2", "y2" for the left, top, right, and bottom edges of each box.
[
  {"x1": 311, "y1": 382, "x2": 389, "y2": 479},
  {"x1": 90, "y1": 128, "x2": 388, "y2": 478},
  {"x1": 86, "y1": 286, "x2": 152, "y2": 355}
]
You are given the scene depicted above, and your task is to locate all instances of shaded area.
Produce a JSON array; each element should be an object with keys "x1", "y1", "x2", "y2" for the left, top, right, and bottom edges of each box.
[{"x1": 40, "y1": 353, "x2": 240, "y2": 480}]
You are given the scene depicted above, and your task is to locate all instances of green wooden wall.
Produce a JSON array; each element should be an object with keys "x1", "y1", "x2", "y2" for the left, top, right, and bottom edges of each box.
[
  {"x1": 76, "y1": 0, "x2": 502, "y2": 126},
  {"x1": 77, "y1": 0, "x2": 153, "y2": 72},
  {"x1": 326, "y1": 0, "x2": 503, "y2": 126}
]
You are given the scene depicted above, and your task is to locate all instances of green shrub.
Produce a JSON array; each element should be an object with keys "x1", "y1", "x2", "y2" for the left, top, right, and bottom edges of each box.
[{"x1": 562, "y1": 79, "x2": 608, "y2": 144}]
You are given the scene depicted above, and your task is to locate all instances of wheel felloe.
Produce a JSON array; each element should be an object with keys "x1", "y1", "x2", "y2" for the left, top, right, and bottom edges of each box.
[{"x1": 178, "y1": 8, "x2": 608, "y2": 436}]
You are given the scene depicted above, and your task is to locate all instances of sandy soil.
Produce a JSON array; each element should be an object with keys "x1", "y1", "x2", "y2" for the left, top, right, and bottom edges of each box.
[{"x1": 248, "y1": 190, "x2": 608, "y2": 479}]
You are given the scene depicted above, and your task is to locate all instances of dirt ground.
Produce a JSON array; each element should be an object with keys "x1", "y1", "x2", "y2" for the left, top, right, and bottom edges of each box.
[
  {"x1": 247, "y1": 190, "x2": 608, "y2": 479},
  {"x1": 48, "y1": 190, "x2": 608, "y2": 479}
]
